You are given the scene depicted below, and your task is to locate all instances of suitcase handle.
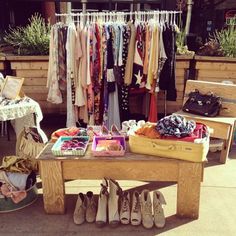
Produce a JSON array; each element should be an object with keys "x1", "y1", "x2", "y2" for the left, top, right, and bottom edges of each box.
[{"x1": 151, "y1": 142, "x2": 175, "y2": 151}]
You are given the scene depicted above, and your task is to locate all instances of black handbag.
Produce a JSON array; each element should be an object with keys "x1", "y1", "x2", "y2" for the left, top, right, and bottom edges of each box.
[{"x1": 182, "y1": 89, "x2": 222, "y2": 117}]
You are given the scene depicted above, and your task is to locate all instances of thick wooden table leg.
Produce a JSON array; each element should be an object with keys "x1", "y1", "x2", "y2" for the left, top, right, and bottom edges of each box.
[
  {"x1": 39, "y1": 160, "x2": 65, "y2": 214},
  {"x1": 177, "y1": 162, "x2": 202, "y2": 219},
  {"x1": 220, "y1": 125, "x2": 234, "y2": 164}
]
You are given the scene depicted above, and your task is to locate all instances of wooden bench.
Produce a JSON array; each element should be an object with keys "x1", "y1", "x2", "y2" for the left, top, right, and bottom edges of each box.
[
  {"x1": 37, "y1": 143, "x2": 204, "y2": 219},
  {"x1": 176, "y1": 80, "x2": 236, "y2": 164}
]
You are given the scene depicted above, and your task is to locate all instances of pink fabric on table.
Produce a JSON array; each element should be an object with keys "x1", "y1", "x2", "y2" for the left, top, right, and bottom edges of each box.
[{"x1": 161, "y1": 123, "x2": 208, "y2": 142}]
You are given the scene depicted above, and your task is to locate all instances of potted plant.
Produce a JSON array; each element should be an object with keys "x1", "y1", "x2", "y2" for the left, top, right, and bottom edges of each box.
[
  {"x1": 195, "y1": 23, "x2": 236, "y2": 83},
  {"x1": 4, "y1": 13, "x2": 50, "y2": 56},
  {"x1": 4, "y1": 14, "x2": 65, "y2": 114},
  {"x1": 0, "y1": 55, "x2": 5, "y2": 74}
]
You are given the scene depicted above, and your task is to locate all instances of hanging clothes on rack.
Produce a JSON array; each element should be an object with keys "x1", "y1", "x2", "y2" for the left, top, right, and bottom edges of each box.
[
  {"x1": 47, "y1": 10, "x2": 180, "y2": 128},
  {"x1": 75, "y1": 25, "x2": 88, "y2": 123},
  {"x1": 131, "y1": 22, "x2": 145, "y2": 89},
  {"x1": 66, "y1": 22, "x2": 77, "y2": 127},
  {"x1": 106, "y1": 25, "x2": 121, "y2": 130},
  {"x1": 159, "y1": 23, "x2": 177, "y2": 101},
  {"x1": 92, "y1": 23, "x2": 102, "y2": 125},
  {"x1": 47, "y1": 24, "x2": 63, "y2": 104},
  {"x1": 124, "y1": 21, "x2": 136, "y2": 86},
  {"x1": 155, "y1": 26, "x2": 167, "y2": 93},
  {"x1": 58, "y1": 26, "x2": 68, "y2": 91}
]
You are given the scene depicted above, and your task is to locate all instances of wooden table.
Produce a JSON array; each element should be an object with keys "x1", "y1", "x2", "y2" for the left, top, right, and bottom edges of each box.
[{"x1": 37, "y1": 143, "x2": 204, "y2": 219}]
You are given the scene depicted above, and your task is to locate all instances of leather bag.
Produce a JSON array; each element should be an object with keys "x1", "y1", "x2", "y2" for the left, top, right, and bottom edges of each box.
[{"x1": 182, "y1": 89, "x2": 222, "y2": 117}]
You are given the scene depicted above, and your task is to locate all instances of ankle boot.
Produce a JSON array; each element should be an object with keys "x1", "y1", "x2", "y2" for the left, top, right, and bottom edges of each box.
[
  {"x1": 131, "y1": 191, "x2": 141, "y2": 226},
  {"x1": 108, "y1": 178, "x2": 122, "y2": 227},
  {"x1": 86, "y1": 191, "x2": 97, "y2": 223},
  {"x1": 140, "y1": 189, "x2": 153, "y2": 229},
  {"x1": 153, "y1": 190, "x2": 166, "y2": 228},
  {"x1": 95, "y1": 179, "x2": 109, "y2": 227},
  {"x1": 120, "y1": 191, "x2": 130, "y2": 224},
  {"x1": 73, "y1": 193, "x2": 86, "y2": 225}
]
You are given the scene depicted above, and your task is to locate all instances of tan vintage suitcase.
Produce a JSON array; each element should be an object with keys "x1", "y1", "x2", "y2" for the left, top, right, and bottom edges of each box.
[{"x1": 129, "y1": 134, "x2": 209, "y2": 162}]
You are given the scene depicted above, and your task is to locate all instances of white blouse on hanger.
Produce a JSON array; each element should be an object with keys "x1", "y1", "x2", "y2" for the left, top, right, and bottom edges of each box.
[
  {"x1": 47, "y1": 25, "x2": 63, "y2": 104},
  {"x1": 66, "y1": 22, "x2": 77, "y2": 127}
]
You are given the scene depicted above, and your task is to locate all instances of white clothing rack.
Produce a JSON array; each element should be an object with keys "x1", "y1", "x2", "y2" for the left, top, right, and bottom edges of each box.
[
  {"x1": 55, "y1": 10, "x2": 181, "y2": 24},
  {"x1": 56, "y1": 10, "x2": 181, "y2": 17}
]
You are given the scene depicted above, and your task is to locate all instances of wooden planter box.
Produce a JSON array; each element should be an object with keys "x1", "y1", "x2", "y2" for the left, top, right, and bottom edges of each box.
[
  {"x1": 195, "y1": 55, "x2": 236, "y2": 84},
  {"x1": 0, "y1": 55, "x2": 6, "y2": 74},
  {"x1": 7, "y1": 54, "x2": 193, "y2": 116},
  {"x1": 6, "y1": 55, "x2": 66, "y2": 114}
]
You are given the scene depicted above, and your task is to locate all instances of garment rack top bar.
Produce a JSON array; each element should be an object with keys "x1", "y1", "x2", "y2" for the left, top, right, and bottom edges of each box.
[{"x1": 55, "y1": 10, "x2": 182, "y2": 17}]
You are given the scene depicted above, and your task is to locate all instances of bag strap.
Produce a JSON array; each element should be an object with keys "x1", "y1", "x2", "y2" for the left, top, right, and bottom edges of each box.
[{"x1": 184, "y1": 93, "x2": 236, "y2": 104}]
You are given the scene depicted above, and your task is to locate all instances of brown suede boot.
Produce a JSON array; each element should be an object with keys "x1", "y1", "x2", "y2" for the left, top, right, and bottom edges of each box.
[
  {"x1": 140, "y1": 189, "x2": 153, "y2": 229},
  {"x1": 73, "y1": 193, "x2": 86, "y2": 225}
]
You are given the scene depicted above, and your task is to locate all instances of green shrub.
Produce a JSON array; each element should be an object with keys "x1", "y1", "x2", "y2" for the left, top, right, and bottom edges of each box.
[
  {"x1": 176, "y1": 28, "x2": 194, "y2": 56},
  {"x1": 213, "y1": 25, "x2": 236, "y2": 58},
  {"x1": 176, "y1": 28, "x2": 187, "y2": 54},
  {"x1": 4, "y1": 13, "x2": 51, "y2": 55}
]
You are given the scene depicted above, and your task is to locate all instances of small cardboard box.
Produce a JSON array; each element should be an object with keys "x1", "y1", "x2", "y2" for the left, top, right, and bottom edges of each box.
[{"x1": 92, "y1": 136, "x2": 126, "y2": 156}]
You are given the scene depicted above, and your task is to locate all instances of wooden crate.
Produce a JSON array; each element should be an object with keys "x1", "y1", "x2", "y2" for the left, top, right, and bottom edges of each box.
[
  {"x1": 195, "y1": 56, "x2": 236, "y2": 84},
  {"x1": 7, "y1": 55, "x2": 66, "y2": 115}
]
